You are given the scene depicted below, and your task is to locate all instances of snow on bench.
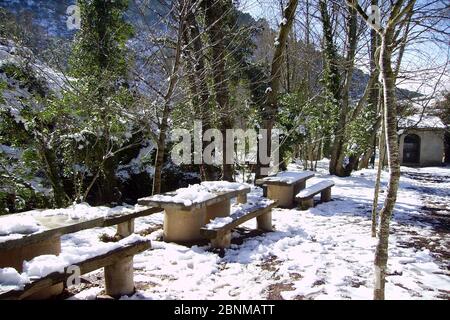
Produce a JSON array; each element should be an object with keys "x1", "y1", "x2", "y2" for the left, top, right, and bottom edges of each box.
[
  {"x1": 0, "y1": 235, "x2": 150, "y2": 300},
  {"x1": 200, "y1": 197, "x2": 278, "y2": 249},
  {"x1": 0, "y1": 204, "x2": 161, "y2": 248},
  {"x1": 295, "y1": 180, "x2": 335, "y2": 209},
  {"x1": 296, "y1": 180, "x2": 335, "y2": 199}
]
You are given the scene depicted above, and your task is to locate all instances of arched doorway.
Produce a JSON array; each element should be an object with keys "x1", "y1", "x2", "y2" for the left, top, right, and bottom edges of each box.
[{"x1": 403, "y1": 134, "x2": 421, "y2": 164}]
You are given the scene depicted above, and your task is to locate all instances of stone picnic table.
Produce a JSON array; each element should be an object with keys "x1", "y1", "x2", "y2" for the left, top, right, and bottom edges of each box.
[
  {"x1": 0, "y1": 205, "x2": 159, "y2": 298},
  {"x1": 0, "y1": 206, "x2": 161, "y2": 299},
  {"x1": 137, "y1": 182, "x2": 251, "y2": 243},
  {"x1": 255, "y1": 171, "x2": 315, "y2": 208}
]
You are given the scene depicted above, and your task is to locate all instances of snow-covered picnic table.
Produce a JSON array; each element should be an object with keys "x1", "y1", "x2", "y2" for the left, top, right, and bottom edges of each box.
[
  {"x1": 137, "y1": 181, "x2": 251, "y2": 243},
  {"x1": 0, "y1": 204, "x2": 159, "y2": 298},
  {"x1": 255, "y1": 171, "x2": 315, "y2": 208}
]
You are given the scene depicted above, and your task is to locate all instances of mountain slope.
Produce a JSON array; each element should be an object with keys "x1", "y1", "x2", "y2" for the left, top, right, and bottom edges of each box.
[{"x1": 0, "y1": 1, "x2": 420, "y2": 101}]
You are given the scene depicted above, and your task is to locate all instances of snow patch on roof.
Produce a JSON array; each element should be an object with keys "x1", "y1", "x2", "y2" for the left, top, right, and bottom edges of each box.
[{"x1": 398, "y1": 114, "x2": 446, "y2": 129}]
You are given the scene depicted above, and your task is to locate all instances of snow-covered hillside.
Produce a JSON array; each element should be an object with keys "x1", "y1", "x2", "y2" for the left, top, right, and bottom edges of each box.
[
  {"x1": 0, "y1": 0, "x2": 76, "y2": 38},
  {"x1": 0, "y1": 38, "x2": 67, "y2": 116}
]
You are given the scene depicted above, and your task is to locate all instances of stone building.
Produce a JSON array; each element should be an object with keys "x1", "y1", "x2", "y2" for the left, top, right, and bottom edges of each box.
[{"x1": 398, "y1": 114, "x2": 447, "y2": 166}]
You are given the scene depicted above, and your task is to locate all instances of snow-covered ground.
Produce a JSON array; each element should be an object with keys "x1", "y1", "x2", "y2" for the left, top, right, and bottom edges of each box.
[
  {"x1": 59, "y1": 160, "x2": 449, "y2": 300},
  {"x1": 2, "y1": 160, "x2": 446, "y2": 299}
]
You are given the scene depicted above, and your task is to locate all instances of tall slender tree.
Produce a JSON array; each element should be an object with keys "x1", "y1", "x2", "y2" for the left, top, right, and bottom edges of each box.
[
  {"x1": 151, "y1": 0, "x2": 191, "y2": 194},
  {"x1": 69, "y1": 0, "x2": 134, "y2": 204},
  {"x1": 256, "y1": 0, "x2": 298, "y2": 178},
  {"x1": 348, "y1": 0, "x2": 417, "y2": 300},
  {"x1": 203, "y1": 0, "x2": 234, "y2": 181}
]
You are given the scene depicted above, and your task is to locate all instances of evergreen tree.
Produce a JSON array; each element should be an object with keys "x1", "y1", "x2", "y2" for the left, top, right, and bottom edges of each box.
[{"x1": 67, "y1": 0, "x2": 134, "y2": 204}]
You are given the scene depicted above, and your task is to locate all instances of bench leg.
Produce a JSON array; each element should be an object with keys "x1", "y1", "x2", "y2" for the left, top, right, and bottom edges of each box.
[
  {"x1": 237, "y1": 194, "x2": 247, "y2": 204},
  {"x1": 321, "y1": 188, "x2": 332, "y2": 202},
  {"x1": 210, "y1": 231, "x2": 231, "y2": 249},
  {"x1": 257, "y1": 211, "x2": 273, "y2": 231},
  {"x1": 117, "y1": 219, "x2": 135, "y2": 237},
  {"x1": 300, "y1": 198, "x2": 314, "y2": 210},
  {"x1": 105, "y1": 219, "x2": 136, "y2": 297},
  {"x1": 267, "y1": 185, "x2": 294, "y2": 208},
  {"x1": 104, "y1": 256, "x2": 135, "y2": 297}
]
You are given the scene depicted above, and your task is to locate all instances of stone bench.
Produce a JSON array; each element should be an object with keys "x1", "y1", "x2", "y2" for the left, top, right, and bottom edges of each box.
[
  {"x1": 295, "y1": 180, "x2": 335, "y2": 210},
  {"x1": 200, "y1": 199, "x2": 278, "y2": 249},
  {"x1": 0, "y1": 238, "x2": 151, "y2": 300}
]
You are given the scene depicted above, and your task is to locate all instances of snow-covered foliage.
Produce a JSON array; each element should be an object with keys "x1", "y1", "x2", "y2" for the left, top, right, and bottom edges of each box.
[
  {"x1": 116, "y1": 140, "x2": 155, "y2": 182},
  {"x1": 0, "y1": 34, "x2": 157, "y2": 210},
  {"x1": 0, "y1": 38, "x2": 66, "y2": 125}
]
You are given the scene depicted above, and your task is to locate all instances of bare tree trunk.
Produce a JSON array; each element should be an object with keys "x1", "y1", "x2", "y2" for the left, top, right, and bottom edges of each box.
[
  {"x1": 152, "y1": 0, "x2": 188, "y2": 194},
  {"x1": 280, "y1": 0, "x2": 291, "y2": 93},
  {"x1": 358, "y1": 114, "x2": 382, "y2": 169},
  {"x1": 371, "y1": 101, "x2": 385, "y2": 237},
  {"x1": 349, "y1": 0, "x2": 416, "y2": 300},
  {"x1": 256, "y1": 0, "x2": 298, "y2": 179},
  {"x1": 327, "y1": 3, "x2": 358, "y2": 177},
  {"x1": 182, "y1": 7, "x2": 215, "y2": 181},
  {"x1": 39, "y1": 145, "x2": 68, "y2": 207},
  {"x1": 152, "y1": 105, "x2": 170, "y2": 195},
  {"x1": 320, "y1": 0, "x2": 340, "y2": 175},
  {"x1": 374, "y1": 31, "x2": 402, "y2": 300},
  {"x1": 204, "y1": 0, "x2": 233, "y2": 181}
]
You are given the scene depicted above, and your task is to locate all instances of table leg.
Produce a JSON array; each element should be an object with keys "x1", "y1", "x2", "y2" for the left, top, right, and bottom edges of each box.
[
  {"x1": 163, "y1": 207, "x2": 206, "y2": 243},
  {"x1": 267, "y1": 184, "x2": 295, "y2": 208},
  {"x1": 294, "y1": 180, "x2": 306, "y2": 195},
  {"x1": 237, "y1": 193, "x2": 247, "y2": 204},
  {"x1": 205, "y1": 199, "x2": 231, "y2": 224}
]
